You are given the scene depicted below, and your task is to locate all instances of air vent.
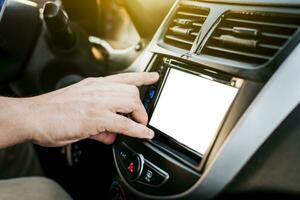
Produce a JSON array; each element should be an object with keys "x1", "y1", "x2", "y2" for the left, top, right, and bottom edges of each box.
[
  {"x1": 164, "y1": 3, "x2": 209, "y2": 51},
  {"x1": 201, "y1": 11, "x2": 300, "y2": 66}
]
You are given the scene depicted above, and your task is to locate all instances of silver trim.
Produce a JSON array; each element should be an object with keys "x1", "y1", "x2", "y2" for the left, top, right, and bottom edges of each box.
[{"x1": 184, "y1": 42, "x2": 300, "y2": 199}]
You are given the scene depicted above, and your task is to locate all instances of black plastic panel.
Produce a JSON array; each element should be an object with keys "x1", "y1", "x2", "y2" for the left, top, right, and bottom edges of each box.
[{"x1": 114, "y1": 137, "x2": 200, "y2": 196}]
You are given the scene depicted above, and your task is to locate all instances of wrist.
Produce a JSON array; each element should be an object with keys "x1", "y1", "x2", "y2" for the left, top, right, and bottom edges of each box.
[{"x1": 0, "y1": 97, "x2": 34, "y2": 147}]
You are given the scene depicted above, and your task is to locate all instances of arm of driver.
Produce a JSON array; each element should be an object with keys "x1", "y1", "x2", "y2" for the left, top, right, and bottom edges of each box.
[
  {"x1": 0, "y1": 97, "x2": 29, "y2": 148},
  {"x1": 0, "y1": 72, "x2": 159, "y2": 148}
]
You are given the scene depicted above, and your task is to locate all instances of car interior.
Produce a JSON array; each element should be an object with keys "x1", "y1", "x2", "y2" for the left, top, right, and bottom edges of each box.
[{"x1": 0, "y1": 0, "x2": 300, "y2": 199}]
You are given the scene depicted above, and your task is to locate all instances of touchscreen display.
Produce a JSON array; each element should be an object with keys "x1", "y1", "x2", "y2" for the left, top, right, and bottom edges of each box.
[{"x1": 149, "y1": 68, "x2": 238, "y2": 155}]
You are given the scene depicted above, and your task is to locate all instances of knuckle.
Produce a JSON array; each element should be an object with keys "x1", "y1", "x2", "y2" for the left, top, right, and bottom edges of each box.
[
  {"x1": 138, "y1": 115, "x2": 148, "y2": 126},
  {"x1": 143, "y1": 112, "x2": 148, "y2": 122},
  {"x1": 131, "y1": 85, "x2": 140, "y2": 97},
  {"x1": 140, "y1": 110, "x2": 148, "y2": 125}
]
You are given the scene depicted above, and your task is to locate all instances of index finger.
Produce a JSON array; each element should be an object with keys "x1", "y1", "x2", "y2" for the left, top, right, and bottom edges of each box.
[{"x1": 103, "y1": 72, "x2": 159, "y2": 86}]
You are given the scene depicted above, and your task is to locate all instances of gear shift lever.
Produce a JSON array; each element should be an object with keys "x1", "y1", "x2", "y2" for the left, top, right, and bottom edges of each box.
[{"x1": 43, "y1": 1, "x2": 75, "y2": 50}]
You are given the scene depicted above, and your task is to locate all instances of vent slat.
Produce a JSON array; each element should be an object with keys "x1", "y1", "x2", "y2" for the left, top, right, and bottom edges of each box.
[
  {"x1": 169, "y1": 26, "x2": 194, "y2": 37},
  {"x1": 192, "y1": 22, "x2": 203, "y2": 27},
  {"x1": 201, "y1": 11, "x2": 300, "y2": 67},
  {"x1": 261, "y1": 32, "x2": 290, "y2": 40},
  {"x1": 211, "y1": 37, "x2": 281, "y2": 51},
  {"x1": 177, "y1": 11, "x2": 208, "y2": 19},
  {"x1": 165, "y1": 35, "x2": 194, "y2": 45},
  {"x1": 206, "y1": 45, "x2": 271, "y2": 60},
  {"x1": 218, "y1": 27, "x2": 290, "y2": 40},
  {"x1": 163, "y1": 5, "x2": 209, "y2": 51},
  {"x1": 258, "y1": 43, "x2": 281, "y2": 50},
  {"x1": 225, "y1": 18, "x2": 299, "y2": 29}
]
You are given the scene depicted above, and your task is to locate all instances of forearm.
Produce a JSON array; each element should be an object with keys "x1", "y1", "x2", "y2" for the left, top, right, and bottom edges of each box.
[{"x1": 0, "y1": 97, "x2": 32, "y2": 148}]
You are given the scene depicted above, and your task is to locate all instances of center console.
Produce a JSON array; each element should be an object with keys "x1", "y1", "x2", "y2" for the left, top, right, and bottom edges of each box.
[
  {"x1": 113, "y1": 55, "x2": 257, "y2": 198},
  {"x1": 112, "y1": 0, "x2": 300, "y2": 199}
]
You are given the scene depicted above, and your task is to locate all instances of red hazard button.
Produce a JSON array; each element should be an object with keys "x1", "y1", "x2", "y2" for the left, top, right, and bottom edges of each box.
[
  {"x1": 125, "y1": 154, "x2": 142, "y2": 181},
  {"x1": 128, "y1": 162, "x2": 134, "y2": 174}
]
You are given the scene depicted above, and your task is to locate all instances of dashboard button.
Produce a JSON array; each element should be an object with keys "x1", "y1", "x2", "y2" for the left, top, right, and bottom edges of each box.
[
  {"x1": 126, "y1": 154, "x2": 142, "y2": 181},
  {"x1": 148, "y1": 86, "x2": 156, "y2": 99},
  {"x1": 117, "y1": 144, "x2": 143, "y2": 181},
  {"x1": 138, "y1": 161, "x2": 168, "y2": 187},
  {"x1": 117, "y1": 143, "x2": 134, "y2": 169}
]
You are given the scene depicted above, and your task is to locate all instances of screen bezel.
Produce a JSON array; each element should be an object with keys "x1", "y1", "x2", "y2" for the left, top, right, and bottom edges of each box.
[{"x1": 145, "y1": 61, "x2": 241, "y2": 159}]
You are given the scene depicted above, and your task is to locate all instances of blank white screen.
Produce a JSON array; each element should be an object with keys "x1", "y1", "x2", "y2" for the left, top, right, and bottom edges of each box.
[{"x1": 149, "y1": 68, "x2": 238, "y2": 155}]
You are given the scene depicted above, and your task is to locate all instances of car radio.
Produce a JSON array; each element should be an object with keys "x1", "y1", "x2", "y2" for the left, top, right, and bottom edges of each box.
[
  {"x1": 143, "y1": 57, "x2": 241, "y2": 158},
  {"x1": 113, "y1": 56, "x2": 244, "y2": 196}
]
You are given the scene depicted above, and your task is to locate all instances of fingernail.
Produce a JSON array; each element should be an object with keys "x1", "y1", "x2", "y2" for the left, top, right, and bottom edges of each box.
[{"x1": 148, "y1": 129, "x2": 155, "y2": 139}]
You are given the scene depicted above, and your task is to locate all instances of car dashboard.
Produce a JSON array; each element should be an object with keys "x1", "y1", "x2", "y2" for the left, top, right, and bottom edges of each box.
[
  {"x1": 0, "y1": 0, "x2": 299, "y2": 199},
  {"x1": 112, "y1": 0, "x2": 300, "y2": 199}
]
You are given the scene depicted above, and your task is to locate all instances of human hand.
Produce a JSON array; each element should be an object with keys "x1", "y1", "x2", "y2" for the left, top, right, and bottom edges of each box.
[{"x1": 22, "y1": 72, "x2": 159, "y2": 147}]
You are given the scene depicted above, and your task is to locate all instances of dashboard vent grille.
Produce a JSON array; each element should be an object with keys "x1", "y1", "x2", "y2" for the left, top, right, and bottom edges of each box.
[
  {"x1": 201, "y1": 11, "x2": 300, "y2": 66},
  {"x1": 164, "y1": 4, "x2": 209, "y2": 51}
]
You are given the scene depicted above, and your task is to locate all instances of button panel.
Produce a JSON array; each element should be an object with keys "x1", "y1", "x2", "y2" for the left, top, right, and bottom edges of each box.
[
  {"x1": 117, "y1": 143, "x2": 143, "y2": 181},
  {"x1": 117, "y1": 143, "x2": 169, "y2": 187}
]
